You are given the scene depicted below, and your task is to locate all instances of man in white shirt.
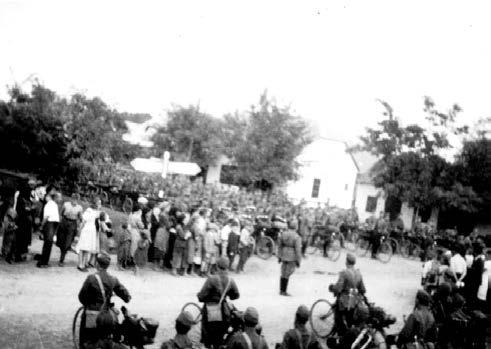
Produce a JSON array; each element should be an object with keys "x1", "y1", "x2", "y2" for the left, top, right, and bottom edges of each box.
[
  {"x1": 36, "y1": 192, "x2": 61, "y2": 268},
  {"x1": 236, "y1": 222, "x2": 254, "y2": 273},
  {"x1": 449, "y1": 244, "x2": 467, "y2": 288}
]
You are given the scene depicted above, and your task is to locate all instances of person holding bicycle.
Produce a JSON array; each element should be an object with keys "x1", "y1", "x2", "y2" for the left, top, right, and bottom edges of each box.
[
  {"x1": 78, "y1": 253, "x2": 131, "y2": 348},
  {"x1": 328, "y1": 253, "x2": 367, "y2": 335},
  {"x1": 197, "y1": 256, "x2": 240, "y2": 349}
]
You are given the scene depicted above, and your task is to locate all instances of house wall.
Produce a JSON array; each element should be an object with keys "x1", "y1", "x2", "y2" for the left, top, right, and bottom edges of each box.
[
  {"x1": 354, "y1": 182, "x2": 416, "y2": 230},
  {"x1": 354, "y1": 183, "x2": 386, "y2": 222},
  {"x1": 286, "y1": 139, "x2": 358, "y2": 209}
]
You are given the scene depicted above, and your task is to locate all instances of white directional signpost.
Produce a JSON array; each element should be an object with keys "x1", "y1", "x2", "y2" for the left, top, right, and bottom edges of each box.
[{"x1": 130, "y1": 152, "x2": 201, "y2": 177}]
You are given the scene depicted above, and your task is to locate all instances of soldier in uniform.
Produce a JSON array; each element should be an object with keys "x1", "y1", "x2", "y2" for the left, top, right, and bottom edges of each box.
[
  {"x1": 160, "y1": 311, "x2": 196, "y2": 349},
  {"x1": 280, "y1": 305, "x2": 313, "y2": 349},
  {"x1": 197, "y1": 256, "x2": 240, "y2": 349},
  {"x1": 397, "y1": 290, "x2": 436, "y2": 348},
  {"x1": 78, "y1": 253, "x2": 131, "y2": 348},
  {"x1": 278, "y1": 219, "x2": 302, "y2": 296},
  {"x1": 329, "y1": 253, "x2": 367, "y2": 334},
  {"x1": 226, "y1": 307, "x2": 269, "y2": 349}
]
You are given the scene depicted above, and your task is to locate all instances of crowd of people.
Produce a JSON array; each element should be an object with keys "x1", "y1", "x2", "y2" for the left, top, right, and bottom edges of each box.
[{"x1": 0, "y1": 175, "x2": 490, "y2": 349}]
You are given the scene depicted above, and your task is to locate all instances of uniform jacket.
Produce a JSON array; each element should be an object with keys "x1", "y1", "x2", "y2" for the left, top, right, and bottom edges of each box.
[
  {"x1": 282, "y1": 325, "x2": 312, "y2": 349},
  {"x1": 331, "y1": 267, "x2": 366, "y2": 296},
  {"x1": 78, "y1": 270, "x2": 131, "y2": 311},
  {"x1": 397, "y1": 306, "x2": 436, "y2": 346},
  {"x1": 197, "y1": 272, "x2": 240, "y2": 304},
  {"x1": 278, "y1": 230, "x2": 302, "y2": 262},
  {"x1": 226, "y1": 328, "x2": 269, "y2": 349},
  {"x1": 160, "y1": 334, "x2": 193, "y2": 349}
]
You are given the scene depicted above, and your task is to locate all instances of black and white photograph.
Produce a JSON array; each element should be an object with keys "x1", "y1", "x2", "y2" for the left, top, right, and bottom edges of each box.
[{"x1": 0, "y1": 1, "x2": 490, "y2": 348}]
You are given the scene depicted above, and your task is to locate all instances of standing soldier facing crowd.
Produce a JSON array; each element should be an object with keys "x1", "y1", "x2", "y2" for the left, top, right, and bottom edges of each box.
[{"x1": 278, "y1": 218, "x2": 302, "y2": 296}]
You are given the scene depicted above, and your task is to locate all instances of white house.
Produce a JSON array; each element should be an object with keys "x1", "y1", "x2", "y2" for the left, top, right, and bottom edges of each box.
[
  {"x1": 286, "y1": 138, "x2": 359, "y2": 209},
  {"x1": 352, "y1": 152, "x2": 421, "y2": 230}
]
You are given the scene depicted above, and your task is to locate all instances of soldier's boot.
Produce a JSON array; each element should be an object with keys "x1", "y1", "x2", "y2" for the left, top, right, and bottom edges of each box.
[
  {"x1": 283, "y1": 278, "x2": 291, "y2": 296},
  {"x1": 280, "y1": 278, "x2": 291, "y2": 296}
]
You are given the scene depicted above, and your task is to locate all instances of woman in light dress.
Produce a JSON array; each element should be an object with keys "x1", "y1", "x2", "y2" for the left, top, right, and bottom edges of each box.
[
  {"x1": 75, "y1": 198, "x2": 101, "y2": 272},
  {"x1": 127, "y1": 205, "x2": 145, "y2": 257}
]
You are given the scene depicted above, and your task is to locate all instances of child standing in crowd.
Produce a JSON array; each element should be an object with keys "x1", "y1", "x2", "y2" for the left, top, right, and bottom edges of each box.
[
  {"x1": 117, "y1": 223, "x2": 133, "y2": 270},
  {"x1": 134, "y1": 231, "x2": 150, "y2": 274},
  {"x1": 153, "y1": 215, "x2": 169, "y2": 270},
  {"x1": 201, "y1": 223, "x2": 219, "y2": 277}
]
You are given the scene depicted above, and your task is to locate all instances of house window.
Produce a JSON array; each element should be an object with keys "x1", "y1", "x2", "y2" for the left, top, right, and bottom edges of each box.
[
  {"x1": 311, "y1": 178, "x2": 321, "y2": 198},
  {"x1": 365, "y1": 196, "x2": 378, "y2": 213}
]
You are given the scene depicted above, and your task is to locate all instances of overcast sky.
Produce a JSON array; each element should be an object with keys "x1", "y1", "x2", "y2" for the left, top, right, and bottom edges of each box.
[{"x1": 1, "y1": 0, "x2": 490, "y2": 144}]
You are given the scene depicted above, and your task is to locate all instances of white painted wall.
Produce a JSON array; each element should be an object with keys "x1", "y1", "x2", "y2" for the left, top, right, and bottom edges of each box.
[
  {"x1": 354, "y1": 182, "x2": 415, "y2": 230},
  {"x1": 354, "y1": 183, "x2": 386, "y2": 222},
  {"x1": 286, "y1": 138, "x2": 358, "y2": 209}
]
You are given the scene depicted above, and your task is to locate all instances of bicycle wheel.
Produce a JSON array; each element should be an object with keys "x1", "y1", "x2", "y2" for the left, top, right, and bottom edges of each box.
[
  {"x1": 122, "y1": 197, "x2": 133, "y2": 214},
  {"x1": 72, "y1": 306, "x2": 84, "y2": 349},
  {"x1": 388, "y1": 238, "x2": 399, "y2": 255},
  {"x1": 100, "y1": 190, "x2": 109, "y2": 206},
  {"x1": 377, "y1": 241, "x2": 392, "y2": 264},
  {"x1": 327, "y1": 238, "x2": 341, "y2": 262},
  {"x1": 411, "y1": 244, "x2": 423, "y2": 260},
  {"x1": 310, "y1": 299, "x2": 335, "y2": 339},
  {"x1": 256, "y1": 236, "x2": 275, "y2": 260},
  {"x1": 306, "y1": 236, "x2": 319, "y2": 255},
  {"x1": 181, "y1": 302, "x2": 202, "y2": 346},
  {"x1": 355, "y1": 238, "x2": 369, "y2": 257},
  {"x1": 344, "y1": 232, "x2": 358, "y2": 252},
  {"x1": 400, "y1": 240, "x2": 410, "y2": 258}
]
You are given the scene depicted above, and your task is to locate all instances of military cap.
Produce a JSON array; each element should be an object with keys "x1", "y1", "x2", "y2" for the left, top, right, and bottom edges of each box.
[
  {"x1": 176, "y1": 311, "x2": 196, "y2": 327},
  {"x1": 243, "y1": 307, "x2": 259, "y2": 326},
  {"x1": 295, "y1": 305, "x2": 310, "y2": 322},
  {"x1": 416, "y1": 289, "x2": 431, "y2": 306},
  {"x1": 96, "y1": 252, "x2": 111, "y2": 269},
  {"x1": 217, "y1": 256, "x2": 229, "y2": 270},
  {"x1": 346, "y1": 253, "x2": 356, "y2": 265}
]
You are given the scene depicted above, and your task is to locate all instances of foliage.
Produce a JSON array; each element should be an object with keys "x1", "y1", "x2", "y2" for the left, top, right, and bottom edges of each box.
[
  {"x1": 0, "y1": 83, "x2": 141, "y2": 182},
  {"x1": 0, "y1": 84, "x2": 69, "y2": 178},
  {"x1": 224, "y1": 92, "x2": 313, "y2": 188},
  {"x1": 354, "y1": 98, "x2": 480, "y2": 213},
  {"x1": 151, "y1": 105, "x2": 223, "y2": 167}
]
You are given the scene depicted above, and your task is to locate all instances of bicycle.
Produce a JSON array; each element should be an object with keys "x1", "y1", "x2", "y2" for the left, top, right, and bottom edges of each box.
[
  {"x1": 181, "y1": 301, "x2": 247, "y2": 349},
  {"x1": 72, "y1": 305, "x2": 158, "y2": 349},
  {"x1": 306, "y1": 231, "x2": 342, "y2": 262},
  {"x1": 254, "y1": 227, "x2": 276, "y2": 260},
  {"x1": 355, "y1": 233, "x2": 393, "y2": 263}
]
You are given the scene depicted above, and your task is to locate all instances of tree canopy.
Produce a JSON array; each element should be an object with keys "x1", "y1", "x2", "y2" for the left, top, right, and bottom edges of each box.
[{"x1": 354, "y1": 98, "x2": 480, "y2": 214}]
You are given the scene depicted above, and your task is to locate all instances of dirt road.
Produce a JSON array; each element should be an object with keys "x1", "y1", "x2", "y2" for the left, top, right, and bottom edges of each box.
[{"x1": 0, "y1": 239, "x2": 421, "y2": 349}]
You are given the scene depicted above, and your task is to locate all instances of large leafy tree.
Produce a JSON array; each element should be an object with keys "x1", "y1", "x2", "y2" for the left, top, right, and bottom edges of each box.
[
  {"x1": 0, "y1": 83, "x2": 141, "y2": 182},
  {"x1": 354, "y1": 98, "x2": 479, "y2": 216},
  {"x1": 0, "y1": 84, "x2": 69, "y2": 178},
  {"x1": 224, "y1": 92, "x2": 312, "y2": 188},
  {"x1": 151, "y1": 105, "x2": 223, "y2": 167}
]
